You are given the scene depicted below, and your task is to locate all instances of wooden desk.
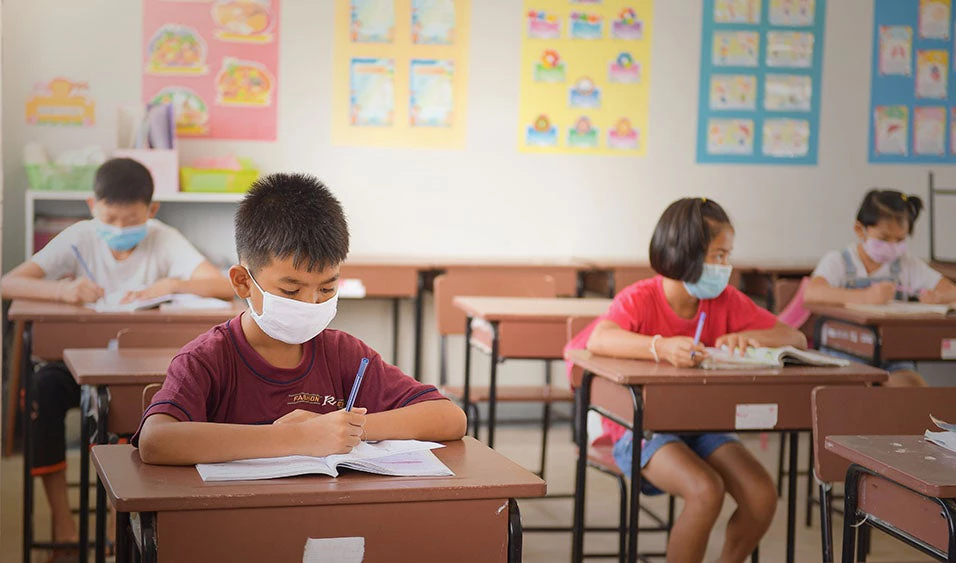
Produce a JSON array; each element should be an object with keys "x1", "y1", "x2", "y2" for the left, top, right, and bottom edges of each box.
[
  {"x1": 578, "y1": 260, "x2": 655, "y2": 298},
  {"x1": 453, "y1": 296, "x2": 611, "y2": 448},
  {"x1": 440, "y1": 258, "x2": 590, "y2": 298},
  {"x1": 94, "y1": 438, "x2": 546, "y2": 563},
  {"x1": 734, "y1": 261, "x2": 816, "y2": 312},
  {"x1": 8, "y1": 300, "x2": 239, "y2": 563},
  {"x1": 932, "y1": 261, "x2": 956, "y2": 282},
  {"x1": 826, "y1": 435, "x2": 956, "y2": 562},
  {"x1": 806, "y1": 303, "x2": 956, "y2": 364},
  {"x1": 567, "y1": 350, "x2": 887, "y2": 563},
  {"x1": 65, "y1": 348, "x2": 177, "y2": 563}
]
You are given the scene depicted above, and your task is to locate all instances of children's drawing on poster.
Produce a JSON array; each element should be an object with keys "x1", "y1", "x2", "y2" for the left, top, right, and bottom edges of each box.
[
  {"x1": 762, "y1": 118, "x2": 809, "y2": 157},
  {"x1": 534, "y1": 49, "x2": 567, "y2": 83},
  {"x1": 874, "y1": 105, "x2": 909, "y2": 155},
  {"x1": 913, "y1": 106, "x2": 946, "y2": 154},
  {"x1": 25, "y1": 78, "x2": 96, "y2": 127},
  {"x1": 149, "y1": 86, "x2": 210, "y2": 136},
  {"x1": 412, "y1": 0, "x2": 455, "y2": 44},
  {"x1": 769, "y1": 0, "x2": 814, "y2": 26},
  {"x1": 607, "y1": 117, "x2": 639, "y2": 150},
  {"x1": 211, "y1": 0, "x2": 277, "y2": 43},
  {"x1": 568, "y1": 116, "x2": 599, "y2": 148},
  {"x1": 714, "y1": 0, "x2": 761, "y2": 24},
  {"x1": 351, "y1": 0, "x2": 395, "y2": 43},
  {"x1": 410, "y1": 59, "x2": 454, "y2": 126},
  {"x1": 608, "y1": 52, "x2": 641, "y2": 83},
  {"x1": 569, "y1": 11, "x2": 604, "y2": 39},
  {"x1": 527, "y1": 10, "x2": 561, "y2": 39},
  {"x1": 569, "y1": 77, "x2": 601, "y2": 108},
  {"x1": 145, "y1": 25, "x2": 209, "y2": 75},
  {"x1": 766, "y1": 31, "x2": 813, "y2": 67},
  {"x1": 350, "y1": 58, "x2": 395, "y2": 126},
  {"x1": 764, "y1": 74, "x2": 811, "y2": 111},
  {"x1": 916, "y1": 49, "x2": 948, "y2": 98},
  {"x1": 709, "y1": 74, "x2": 757, "y2": 110},
  {"x1": 919, "y1": 0, "x2": 950, "y2": 39},
  {"x1": 610, "y1": 8, "x2": 643, "y2": 40},
  {"x1": 712, "y1": 31, "x2": 759, "y2": 66},
  {"x1": 879, "y1": 26, "x2": 913, "y2": 76},
  {"x1": 215, "y1": 57, "x2": 274, "y2": 106},
  {"x1": 707, "y1": 118, "x2": 754, "y2": 154},
  {"x1": 526, "y1": 114, "x2": 558, "y2": 147}
]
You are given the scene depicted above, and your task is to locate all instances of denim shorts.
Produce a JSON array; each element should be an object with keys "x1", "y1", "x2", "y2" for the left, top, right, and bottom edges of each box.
[
  {"x1": 820, "y1": 348, "x2": 917, "y2": 373},
  {"x1": 612, "y1": 431, "x2": 740, "y2": 495}
]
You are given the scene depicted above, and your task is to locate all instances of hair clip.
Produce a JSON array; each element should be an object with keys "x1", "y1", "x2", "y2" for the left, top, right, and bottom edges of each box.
[
  {"x1": 701, "y1": 197, "x2": 707, "y2": 203},
  {"x1": 901, "y1": 194, "x2": 908, "y2": 201}
]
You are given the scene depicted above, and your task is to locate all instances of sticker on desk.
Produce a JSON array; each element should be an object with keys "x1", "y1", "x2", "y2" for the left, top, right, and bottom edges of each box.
[
  {"x1": 338, "y1": 279, "x2": 367, "y2": 299},
  {"x1": 735, "y1": 404, "x2": 778, "y2": 430},
  {"x1": 943, "y1": 339, "x2": 956, "y2": 360},
  {"x1": 303, "y1": 537, "x2": 364, "y2": 563}
]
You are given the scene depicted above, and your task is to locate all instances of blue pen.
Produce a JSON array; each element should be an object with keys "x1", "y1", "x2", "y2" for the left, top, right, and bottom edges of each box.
[
  {"x1": 71, "y1": 245, "x2": 97, "y2": 284},
  {"x1": 691, "y1": 312, "x2": 707, "y2": 359},
  {"x1": 345, "y1": 358, "x2": 370, "y2": 412}
]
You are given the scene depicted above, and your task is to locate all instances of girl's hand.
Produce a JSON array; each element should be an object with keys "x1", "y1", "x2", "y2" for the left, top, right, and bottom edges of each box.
[
  {"x1": 658, "y1": 336, "x2": 706, "y2": 368},
  {"x1": 919, "y1": 289, "x2": 945, "y2": 304},
  {"x1": 715, "y1": 333, "x2": 761, "y2": 357}
]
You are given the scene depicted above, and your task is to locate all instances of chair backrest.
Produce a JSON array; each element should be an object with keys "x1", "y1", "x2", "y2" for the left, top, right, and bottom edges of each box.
[
  {"x1": 433, "y1": 272, "x2": 558, "y2": 336},
  {"x1": 116, "y1": 326, "x2": 207, "y2": 349},
  {"x1": 777, "y1": 277, "x2": 810, "y2": 329},
  {"x1": 812, "y1": 386, "x2": 956, "y2": 483},
  {"x1": 142, "y1": 383, "x2": 163, "y2": 412},
  {"x1": 565, "y1": 316, "x2": 598, "y2": 388}
]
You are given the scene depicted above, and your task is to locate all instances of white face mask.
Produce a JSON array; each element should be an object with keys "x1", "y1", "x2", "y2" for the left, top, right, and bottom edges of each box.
[{"x1": 244, "y1": 267, "x2": 338, "y2": 345}]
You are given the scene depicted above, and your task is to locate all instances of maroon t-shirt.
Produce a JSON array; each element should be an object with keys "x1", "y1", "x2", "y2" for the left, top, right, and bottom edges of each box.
[{"x1": 131, "y1": 314, "x2": 446, "y2": 445}]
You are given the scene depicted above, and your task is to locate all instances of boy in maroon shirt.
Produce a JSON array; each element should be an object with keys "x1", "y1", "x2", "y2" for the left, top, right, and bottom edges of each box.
[{"x1": 134, "y1": 174, "x2": 466, "y2": 464}]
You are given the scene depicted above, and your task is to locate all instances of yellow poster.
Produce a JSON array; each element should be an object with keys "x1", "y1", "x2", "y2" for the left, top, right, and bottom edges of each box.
[
  {"x1": 519, "y1": 1, "x2": 653, "y2": 155},
  {"x1": 332, "y1": 0, "x2": 470, "y2": 148}
]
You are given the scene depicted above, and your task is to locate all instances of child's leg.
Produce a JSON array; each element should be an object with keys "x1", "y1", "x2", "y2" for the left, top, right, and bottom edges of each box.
[
  {"x1": 705, "y1": 442, "x2": 777, "y2": 563},
  {"x1": 642, "y1": 442, "x2": 727, "y2": 563},
  {"x1": 32, "y1": 364, "x2": 82, "y2": 542}
]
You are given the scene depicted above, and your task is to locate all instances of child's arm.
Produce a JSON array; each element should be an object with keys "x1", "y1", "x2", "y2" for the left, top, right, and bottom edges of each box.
[
  {"x1": 363, "y1": 400, "x2": 467, "y2": 442},
  {"x1": 0, "y1": 261, "x2": 104, "y2": 304},
  {"x1": 920, "y1": 277, "x2": 956, "y2": 304},
  {"x1": 803, "y1": 276, "x2": 896, "y2": 305},
  {"x1": 137, "y1": 408, "x2": 368, "y2": 465},
  {"x1": 121, "y1": 261, "x2": 234, "y2": 303},
  {"x1": 587, "y1": 320, "x2": 705, "y2": 367},
  {"x1": 716, "y1": 320, "x2": 807, "y2": 353}
]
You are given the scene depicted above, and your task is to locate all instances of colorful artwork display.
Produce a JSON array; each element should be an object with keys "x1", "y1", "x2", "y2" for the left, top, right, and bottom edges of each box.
[
  {"x1": 142, "y1": 0, "x2": 280, "y2": 140},
  {"x1": 697, "y1": 0, "x2": 826, "y2": 164},
  {"x1": 518, "y1": 1, "x2": 653, "y2": 155},
  {"x1": 870, "y1": 0, "x2": 956, "y2": 162},
  {"x1": 25, "y1": 78, "x2": 96, "y2": 127},
  {"x1": 332, "y1": 0, "x2": 470, "y2": 148}
]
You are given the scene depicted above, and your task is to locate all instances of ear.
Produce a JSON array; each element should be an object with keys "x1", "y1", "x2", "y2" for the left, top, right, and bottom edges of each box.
[
  {"x1": 148, "y1": 202, "x2": 160, "y2": 218},
  {"x1": 229, "y1": 264, "x2": 253, "y2": 300},
  {"x1": 853, "y1": 221, "x2": 866, "y2": 240},
  {"x1": 86, "y1": 198, "x2": 96, "y2": 216}
]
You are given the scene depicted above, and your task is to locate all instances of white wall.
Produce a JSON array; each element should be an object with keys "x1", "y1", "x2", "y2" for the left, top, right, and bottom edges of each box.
[{"x1": 3, "y1": 0, "x2": 955, "y2": 382}]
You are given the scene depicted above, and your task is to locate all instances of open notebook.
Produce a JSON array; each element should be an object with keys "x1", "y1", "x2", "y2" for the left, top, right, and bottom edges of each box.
[
  {"x1": 89, "y1": 292, "x2": 232, "y2": 312},
  {"x1": 700, "y1": 346, "x2": 851, "y2": 370},
  {"x1": 846, "y1": 301, "x2": 955, "y2": 316},
  {"x1": 195, "y1": 440, "x2": 454, "y2": 482},
  {"x1": 924, "y1": 415, "x2": 956, "y2": 454}
]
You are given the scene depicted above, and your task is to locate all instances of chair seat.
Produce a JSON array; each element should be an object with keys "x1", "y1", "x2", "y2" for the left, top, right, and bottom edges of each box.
[
  {"x1": 586, "y1": 441, "x2": 624, "y2": 477},
  {"x1": 441, "y1": 385, "x2": 574, "y2": 403}
]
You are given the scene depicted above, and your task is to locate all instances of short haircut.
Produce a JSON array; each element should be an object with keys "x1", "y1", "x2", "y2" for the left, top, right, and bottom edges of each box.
[
  {"x1": 235, "y1": 173, "x2": 350, "y2": 273},
  {"x1": 649, "y1": 198, "x2": 733, "y2": 283},
  {"x1": 93, "y1": 158, "x2": 154, "y2": 204},
  {"x1": 856, "y1": 189, "x2": 923, "y2": 235}
]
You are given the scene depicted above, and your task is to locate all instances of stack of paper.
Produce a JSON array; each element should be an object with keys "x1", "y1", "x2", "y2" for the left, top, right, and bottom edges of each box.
[{"x1": 924, "y1": 414, "x2": 956, "y2": 453}]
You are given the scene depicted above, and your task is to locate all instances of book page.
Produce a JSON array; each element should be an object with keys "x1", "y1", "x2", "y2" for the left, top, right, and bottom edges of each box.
[
  {"x1": 89, "y1": 292, "x2": 175, "y2": 312},
  {"x1": 847, "y1": 301, "x2": 951, "y2": 316},
  {"x1": 196, "y1": 455, "x2": 335, "y2": 482},
  {"x1": 340, "y1": 449, "x2": 454, "y2": 477}
]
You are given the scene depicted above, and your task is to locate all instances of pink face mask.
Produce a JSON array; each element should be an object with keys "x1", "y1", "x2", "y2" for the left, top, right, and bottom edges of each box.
[{"x1": 863, "y1": 238, "x2": 907, "y2": 264}]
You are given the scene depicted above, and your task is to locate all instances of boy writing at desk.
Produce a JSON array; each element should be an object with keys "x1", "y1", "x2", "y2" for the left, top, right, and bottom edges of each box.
[
  {"x1": 134, "y1": 173, "x2": 466, "y2": 464},
  {"x1": 0, "y1": 158, "x2": 233, "y2": 555}
]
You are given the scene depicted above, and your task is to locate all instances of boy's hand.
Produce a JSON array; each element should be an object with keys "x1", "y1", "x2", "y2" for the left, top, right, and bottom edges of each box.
[
  {"x1": 274, "y1": 409, "x2": 320, "y2": 425},
  {"x1": 121, "y1": 278, "x2": 181, "y2": 303},
  {"x1": 295, "y1": 408, "x2": 367, "y2": 457},
  {"x1": 658, "y1": 336, "x2": 706, "y2": 368},
  {"x1": 863, "y1": 281, "x2": 896, "y2": 304},
  {"x1": 58, "y1": 278, "x2": 104, "y2": 304},
  {"x1": 715, "y1": 333, "x2": 761, "y2": 357}
]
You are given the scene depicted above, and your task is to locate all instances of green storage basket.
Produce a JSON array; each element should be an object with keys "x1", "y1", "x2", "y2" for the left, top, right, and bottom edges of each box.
[
  {"x1": 180, "y1": 158, "x2": 259, "y2": 193},
  {"x1": 25, "y1": 163, "x2": 98, "y2": 191}
]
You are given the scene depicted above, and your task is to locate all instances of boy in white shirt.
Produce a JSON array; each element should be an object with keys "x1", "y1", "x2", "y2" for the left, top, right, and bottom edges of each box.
[{"x1": 0, "y1": 158, "x2": 233, "y2": 555}]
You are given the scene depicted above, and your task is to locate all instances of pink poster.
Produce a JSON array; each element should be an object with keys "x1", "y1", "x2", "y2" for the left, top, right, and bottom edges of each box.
[{"x1": 143, "y1": 0, "x2": 280, "y2": 141}]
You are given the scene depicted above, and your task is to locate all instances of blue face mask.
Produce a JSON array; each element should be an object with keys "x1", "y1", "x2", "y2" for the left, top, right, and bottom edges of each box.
[
  {"x1": 94, "y1": 220, "x2": 148, "y2": 252},
  {"x1": 683, "y1": 263, "x2": 733, "y2": 300}
]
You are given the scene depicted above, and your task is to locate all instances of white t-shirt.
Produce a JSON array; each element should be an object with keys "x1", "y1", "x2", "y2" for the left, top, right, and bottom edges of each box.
[
  {"x1": 812, "y1": 243, "x2": 943, "y2": 292},
  {"x1": 32, "y1": 219, "x2": 207, "y2": 294}
]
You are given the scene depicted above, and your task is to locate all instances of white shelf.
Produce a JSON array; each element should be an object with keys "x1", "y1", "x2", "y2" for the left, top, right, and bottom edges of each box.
[{"x1": 27, "y1": 190, "x2": 245, "y2": 203}]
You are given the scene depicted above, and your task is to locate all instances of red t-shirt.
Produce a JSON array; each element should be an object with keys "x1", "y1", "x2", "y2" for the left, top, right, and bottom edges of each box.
[
  {"x1": 132, "y1": 314, "x2": 445, "y2": 446},
  {"x1": 564, "y1": 276, "x2": 778, "y2": 441}
]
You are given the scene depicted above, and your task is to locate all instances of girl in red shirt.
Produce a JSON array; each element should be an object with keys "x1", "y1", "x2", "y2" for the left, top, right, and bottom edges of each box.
[{"x1": 568, "y1": 198, "x2": 806, "y2": 563}]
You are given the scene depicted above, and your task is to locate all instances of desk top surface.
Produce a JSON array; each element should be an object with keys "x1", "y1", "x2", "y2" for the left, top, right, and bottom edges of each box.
[
  {"x1": 806, "y1": 303, "x2": 956, "y2": 324},
  {"x1": 93, "y1": 438, "x2": 547, "y2": 512},
  {"x1": 8, "y1": 300, "x2": 244, "y2": 323},
  {"x1": 63, "y1": 348, "x2": 178, "y2": 384},
  {"x1": 453, "y1": 296, "x2": 611, "y2": 321},
  {"x1": 826, "y1": 435, "x2": 956, "y2": 498},
  {"x1": 568, "y1": 349, "x2": 888, "y2": 386}
]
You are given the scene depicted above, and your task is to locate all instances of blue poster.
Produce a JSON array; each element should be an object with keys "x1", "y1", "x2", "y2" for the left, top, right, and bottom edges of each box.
[
  {"x1": 869, "y1": 0, "x2": 956, "y2": 163},
  {"x1": 696, "y1": 0, "x2": 826, "y2": 165}
]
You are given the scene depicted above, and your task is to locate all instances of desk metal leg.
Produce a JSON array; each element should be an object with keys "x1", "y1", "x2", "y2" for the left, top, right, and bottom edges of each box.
[
  {"x1": 413, "y1": 271, "x2": 426, "y2": 381},
  {"x1": 463, "y1": 316, "x2": 474, "y2": 438},
  {"x1": 95, "y1": 386, "x2": 110, "y2": 563},
  {"x1": 487, "y1": 321, "x2": 500, "y2": 449},
  {"x1": 508, "y1": 498, "x2": 523, "y2": 563},
  {"x1": 819, "y1": 483, "x2": 834, "y2": 563},
  {"x1": 79, "y1": 386, "x2": 92, "y2": 563},
  {"x1": 141, "y1": 512, "x2": 158, "y2": 563},
  {"x1": 626, "y1": 387, "x2": 644, "y2": 563},
  {"x1": 786, "y1": 432, "x2": 798, "y2": 563},
  {"x1": 571, "y1": 371, "x2": 593, "y2": 563},
  {"x1": 391, "y1": 298, "x2": 401, "y2": 367},
  {"x1": 115, "y1": 511, "x2": 130, "y2": 563},
  {"x1": 841, "y1": 465, "x2": 862, "y2": 563},
  {"x1": 21, "y1": 321, "x2": 33, "y2": 563},
  {"x1": 943, "y1": 498, "x2": 956, "y2": 562}
]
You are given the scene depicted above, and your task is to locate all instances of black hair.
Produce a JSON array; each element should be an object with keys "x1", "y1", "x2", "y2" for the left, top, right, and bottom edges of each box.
[
  {"x1": 649, "y1": 197, "x2": 733, "y2": 283},
  {"x1": 93, "y1": 158, "x2": 154, "y2": 204},
  {"x1": 856, "y1": 189, "x2": 923, "y2": 234},
  {"x1": 235, "y1": 173, "x2": 350, "y2": 273}
]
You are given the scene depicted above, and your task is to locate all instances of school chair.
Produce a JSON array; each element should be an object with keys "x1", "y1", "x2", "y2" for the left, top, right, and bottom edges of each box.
[
  {"x1": 142, "y1": 383, "x2": 162, "y2": 413},
  {"x1": 434, "y1": 271, "x2": 573, "y2": 478},
  {"x1": 811, "y1": 385, "x2": 956, "y2": 562}
]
